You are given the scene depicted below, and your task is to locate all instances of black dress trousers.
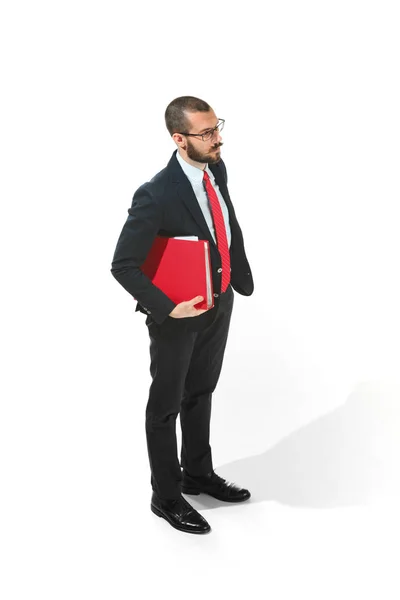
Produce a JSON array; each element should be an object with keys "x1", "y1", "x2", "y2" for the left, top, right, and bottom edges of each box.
[{"x1": 144, "y1": 284, "x2": 234, "y2": 500}]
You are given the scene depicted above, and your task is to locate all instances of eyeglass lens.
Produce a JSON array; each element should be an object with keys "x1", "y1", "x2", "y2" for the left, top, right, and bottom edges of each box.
[{"x1": 203, "y1": 120, "x2": 224, "y2": 141}]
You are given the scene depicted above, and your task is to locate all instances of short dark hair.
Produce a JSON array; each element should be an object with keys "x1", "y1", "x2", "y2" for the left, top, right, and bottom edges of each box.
[{"x1": 165, "y1": 96, "x2": 211, "y2": 136}]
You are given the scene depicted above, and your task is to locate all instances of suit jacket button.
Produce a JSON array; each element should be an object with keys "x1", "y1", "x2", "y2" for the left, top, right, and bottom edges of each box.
[
  {"x1": 217, "y1": 268, "x2": 222, "y2": 273},
  {"x1": 213, "y1": 293, "x2": 219, "y2": 298}
]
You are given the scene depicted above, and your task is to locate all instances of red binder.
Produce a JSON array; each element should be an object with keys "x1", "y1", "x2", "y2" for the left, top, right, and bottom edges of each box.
[{"x1": 139, "y1": 236, "x2": 214, "y2": 310}]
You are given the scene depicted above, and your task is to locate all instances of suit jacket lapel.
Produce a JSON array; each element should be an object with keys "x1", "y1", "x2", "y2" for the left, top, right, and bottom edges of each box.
[
  {"x1": 168, "y1": 150, "x2": 235, "y2": 249},
  {"x1": 208, "y1": 161, "x2": 235, "y2": 222}
]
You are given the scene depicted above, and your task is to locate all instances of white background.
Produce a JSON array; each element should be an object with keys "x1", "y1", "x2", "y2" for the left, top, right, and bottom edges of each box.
[{"x1": 1, "y1": 1, "x2": 400, "y2": 598}]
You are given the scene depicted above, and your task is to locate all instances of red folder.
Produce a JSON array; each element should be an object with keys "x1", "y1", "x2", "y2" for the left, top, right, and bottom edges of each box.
[{"x1": 139, "y1": 236, "x2": 214, "y2": 310}]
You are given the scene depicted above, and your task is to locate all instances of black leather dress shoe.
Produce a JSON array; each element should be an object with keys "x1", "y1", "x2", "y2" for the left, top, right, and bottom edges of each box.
[
  {"x1": 181, "y1": 470, "x2": 251, "y2": 502},
  {"x1": 150, "y1": 492, "x2": 211, "y2": 534}
]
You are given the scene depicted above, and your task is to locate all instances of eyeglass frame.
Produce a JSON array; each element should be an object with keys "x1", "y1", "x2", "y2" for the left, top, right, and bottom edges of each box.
[{"x1": 176, "y1": 118, "x2": 225, "y2": 142}]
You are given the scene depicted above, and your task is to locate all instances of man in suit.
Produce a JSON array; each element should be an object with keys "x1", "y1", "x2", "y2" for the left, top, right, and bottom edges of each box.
[{"x1": 111, "y1": 96, "x2": 254, "y2": 534}]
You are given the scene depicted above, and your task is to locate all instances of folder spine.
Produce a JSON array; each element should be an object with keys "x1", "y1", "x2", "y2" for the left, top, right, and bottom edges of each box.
[{"x1": 204, "y1": 241, "x2": 212, "y2": 308}]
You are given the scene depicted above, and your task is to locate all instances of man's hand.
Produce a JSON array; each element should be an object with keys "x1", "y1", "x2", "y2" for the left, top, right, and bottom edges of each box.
[{"x1": 169, "y1": 296, "x2": 210, "y2": 318}]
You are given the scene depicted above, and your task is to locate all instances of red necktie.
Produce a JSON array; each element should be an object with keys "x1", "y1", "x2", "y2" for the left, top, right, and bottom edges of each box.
[{"x1": 203, "y1": 170, "x2": 231, "y2": 292}]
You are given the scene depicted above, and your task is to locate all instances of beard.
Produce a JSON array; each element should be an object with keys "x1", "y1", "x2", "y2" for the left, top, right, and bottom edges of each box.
[{"x1": 184, "y1": 138, "x2": 223, "y2": 164}]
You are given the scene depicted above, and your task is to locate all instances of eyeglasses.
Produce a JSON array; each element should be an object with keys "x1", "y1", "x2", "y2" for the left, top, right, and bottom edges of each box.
[{"x1": 177, "y1": 118, "x2": 225, "y2": 142}]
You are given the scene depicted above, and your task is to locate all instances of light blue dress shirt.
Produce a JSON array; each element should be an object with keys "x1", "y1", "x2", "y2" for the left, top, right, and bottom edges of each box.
[{"x1": 176, "y1": 150, "x2": 232, "y2": 249}]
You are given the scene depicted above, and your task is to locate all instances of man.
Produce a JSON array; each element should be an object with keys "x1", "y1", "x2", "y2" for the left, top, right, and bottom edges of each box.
[{"x1": 111, "y1": 96, "x2": 254, "y2": 534}]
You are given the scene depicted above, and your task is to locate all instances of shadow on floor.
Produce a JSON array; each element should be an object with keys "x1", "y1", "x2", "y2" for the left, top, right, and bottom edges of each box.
[{"x1": 184, "y1": 381, "x2": 400, "y2": 511}]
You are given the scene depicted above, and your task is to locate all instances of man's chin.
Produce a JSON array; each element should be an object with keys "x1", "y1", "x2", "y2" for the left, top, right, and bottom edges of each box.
[{"x1": 208, "y1": 151, "x2": 221, "y2": 163}]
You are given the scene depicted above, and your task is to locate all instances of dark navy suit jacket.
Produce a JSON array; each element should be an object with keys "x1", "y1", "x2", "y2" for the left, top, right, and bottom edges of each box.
[{"x1": 111, "y1": 149, "x2": 254, "y2": 331}]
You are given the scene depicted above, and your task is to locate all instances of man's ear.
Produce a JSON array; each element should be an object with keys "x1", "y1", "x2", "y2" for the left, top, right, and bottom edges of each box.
[{"x1": 172, "y1": 133, "x2": 183, "y2": 144}]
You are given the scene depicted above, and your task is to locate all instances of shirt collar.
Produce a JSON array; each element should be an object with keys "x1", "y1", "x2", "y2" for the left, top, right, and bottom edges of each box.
[{"x1": 176, "y1": 150, "x2": 214, "y2": 184}]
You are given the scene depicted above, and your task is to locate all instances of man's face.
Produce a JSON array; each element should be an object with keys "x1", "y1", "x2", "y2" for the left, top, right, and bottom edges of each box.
[{"x1": 179, "y1": 110, "x2": 223, "y2": 164}]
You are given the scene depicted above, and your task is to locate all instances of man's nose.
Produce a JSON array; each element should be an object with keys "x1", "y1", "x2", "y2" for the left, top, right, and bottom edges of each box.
[{"x1": 214, "y1": 130, "x2": 223, "y2": 144}]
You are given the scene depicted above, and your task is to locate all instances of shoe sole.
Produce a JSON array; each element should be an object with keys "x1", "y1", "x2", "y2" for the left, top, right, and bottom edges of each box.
[
  {"x1": 181, "y1": 486, "x2": 251, "y2": 502},
  {"x1": 151, "y1": 504, "x2": 211, "y2": 534}
]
